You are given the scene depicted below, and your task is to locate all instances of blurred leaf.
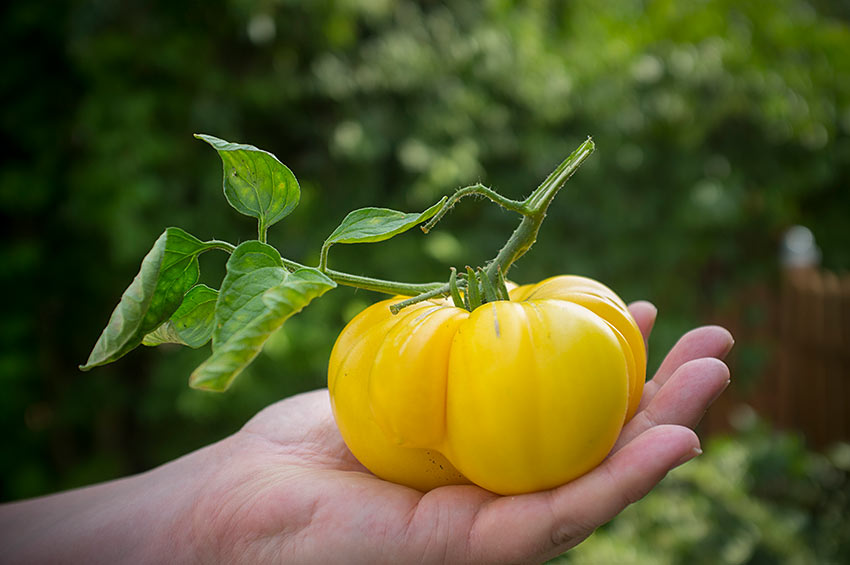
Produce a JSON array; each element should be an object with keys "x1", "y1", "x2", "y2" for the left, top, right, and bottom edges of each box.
[{"x1": 553, "y1": 419, "x2": 850, "y2": 564}]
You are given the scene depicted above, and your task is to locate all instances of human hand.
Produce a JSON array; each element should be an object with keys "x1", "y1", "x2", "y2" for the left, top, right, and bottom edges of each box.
[{"x1": 185, "y1": 301, "x2": 733, "y2": 564}]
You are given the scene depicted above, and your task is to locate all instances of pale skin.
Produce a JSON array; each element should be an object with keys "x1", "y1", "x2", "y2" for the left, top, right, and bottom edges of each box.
[{"x1": 0, "y1": 302, "x2": 733, "y2": 564}]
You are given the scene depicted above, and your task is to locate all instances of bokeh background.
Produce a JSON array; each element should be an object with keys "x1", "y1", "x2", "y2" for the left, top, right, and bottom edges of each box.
[{"x1": 2, "y1": 0, "x2": 849, "y2": 562}]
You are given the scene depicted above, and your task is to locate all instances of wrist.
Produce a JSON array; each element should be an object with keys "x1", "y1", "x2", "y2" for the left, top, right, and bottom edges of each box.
[
  {"x1": 126, "y1": 440, "x2": 227, "y2": 562},
  {"x1": 0, "y1": 442, "x2": 220, "y2": 564}
]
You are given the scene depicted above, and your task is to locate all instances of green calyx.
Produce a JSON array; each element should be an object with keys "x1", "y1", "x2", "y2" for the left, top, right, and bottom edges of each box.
[{"x1": 442, "y1": 266, "x2": 511, "y2": 312}]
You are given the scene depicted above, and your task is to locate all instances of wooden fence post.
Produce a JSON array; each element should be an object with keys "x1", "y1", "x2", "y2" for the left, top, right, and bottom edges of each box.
[{"x1": 700, "y1": 226, "x2": 850, "y2": 448}]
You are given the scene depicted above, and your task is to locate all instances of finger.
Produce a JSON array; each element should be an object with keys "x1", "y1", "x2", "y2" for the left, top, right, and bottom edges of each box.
[
  {"x1": 639, "y1": 325, "x2": 733, "y2": 411},
  {"x1": 653, "y1": 325, "x2": 733, "y2": 385},
  {"x1": 465, "y1": 425, "x2": 700, "y2": 564},
  {"x1": 627, "y1": 301, "x2": 656, "y2": 348},
  {"x1": 611, "y1": 357, "x2": 730, "y2": 452}
]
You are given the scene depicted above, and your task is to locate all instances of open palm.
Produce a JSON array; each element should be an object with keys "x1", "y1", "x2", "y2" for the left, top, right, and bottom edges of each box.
[{"x1": 191, "y1": 302, "x2": 733, "y2": 564}]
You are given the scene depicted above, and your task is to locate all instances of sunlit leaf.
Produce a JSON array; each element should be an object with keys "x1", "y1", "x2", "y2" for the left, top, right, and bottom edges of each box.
[
  {"x1": 80, "y1": 227, "x2": 209, "y2": 370},
  {"x1": 142, "y1": 284, "x2": 219, "y2": 348},
  {"x1": 320, "y1": 198, "x2": 446, "y2": 268},
  {"x1": 195, "y1": 133, "x2": 300, "y2": 232},
  {"x1": 323, "y1": 197, "x2": 446, "y2": 248}
]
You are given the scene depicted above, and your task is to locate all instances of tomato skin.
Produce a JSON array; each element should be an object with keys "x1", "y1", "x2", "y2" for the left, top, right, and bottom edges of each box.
[
  {"x1": 328, "y1": 275, "x2": 645, "y2": 495},
  {"x1": 328, "y1": 300, "x2": 470, "y2": 491}
]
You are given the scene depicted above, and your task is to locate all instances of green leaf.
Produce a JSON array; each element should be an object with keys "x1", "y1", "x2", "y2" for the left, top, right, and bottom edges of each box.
[
  {"x1": 80, "y1": 227, "x2": 209, "y2": 370},
  {"x1": 260, "y1": 268, "x2": 336, "y2": 313},
  {"x1": 195, "y1": 133, "x2": 300, "y2": 233},
  {"x1": 142, "y1": 284, "x2": 219, "y2": 348},
  {"x1": 324, "y1": 197, "x2": 446, "y2": 247},
  {"x1": 212, "y1": 240, "x2": 287, "y2": 348},
  {"x1": 320, "y1": 197, "x2": 446, "y2": 268},
  {"x1": 189, "y1": 261, "x2": 335, "y2": 392}
]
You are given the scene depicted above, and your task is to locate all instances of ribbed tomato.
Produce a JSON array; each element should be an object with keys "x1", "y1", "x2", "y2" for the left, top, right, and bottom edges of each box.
[{"x1": 328, "y1": 275, "x2": 645, "y2": 495}]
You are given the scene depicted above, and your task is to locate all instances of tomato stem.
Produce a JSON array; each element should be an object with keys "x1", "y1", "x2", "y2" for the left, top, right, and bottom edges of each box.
[
  {"x1": 484, "y1": 138, "x2": 595, "y2": 282},
  {"x1": 421, "y1": 183, "x2": 526, "y2": 234},
  {"x1": 496, "y1": 267, "x2": 510, "y2": 300},
  {"x1": 389, "y1": 284, "x2": 452, "y2": 314},
  {"x1": 207, "y1": 240, "x2": 238, "y2": 253},
  {"x1": 525, "y1": 138, "x2": 595, "y2": 213},
  {"x1": 310, "y1": 262, "x2": 445, "y2": 295},
  {"x1": 381, "y1": 137, "x2": 594, "y2": 313},
  {"x1": 204, "y1": 240, "x2": 443, "y2": 296},
  {"x1": 279, "y1": 138, "x2": 593, "y2": 314}
]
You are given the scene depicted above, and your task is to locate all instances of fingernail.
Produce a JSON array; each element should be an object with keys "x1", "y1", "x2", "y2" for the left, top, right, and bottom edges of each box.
[
  {"x1": 675, "y1": 447, "x2": 702, "y2": 467},
  {"x1": 709, "y1": 379, "x2": 732, "y2": 405},
  {"x1": 720, "y1": 332, "x2": 735, "y2": 359}
]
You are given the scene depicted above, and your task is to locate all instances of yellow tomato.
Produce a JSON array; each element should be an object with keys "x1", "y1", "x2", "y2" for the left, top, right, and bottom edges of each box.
[{"x1": 328, "y1": 275, "x2": 645, "y2": 495}]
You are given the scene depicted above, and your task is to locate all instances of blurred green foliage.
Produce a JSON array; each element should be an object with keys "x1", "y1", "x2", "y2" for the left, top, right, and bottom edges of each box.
[
  {"x1": 1, "y1": 1, "x2": 848, "y2": 558},
  {"x1": 554, "y1": 417, "x2": 850, "y2": 564}
]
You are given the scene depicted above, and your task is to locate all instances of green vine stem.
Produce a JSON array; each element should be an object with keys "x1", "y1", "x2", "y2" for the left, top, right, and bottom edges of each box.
[
  {"x1": 483, "y1": 137, "x2": 594, "y2": 282},
  {"x1": 322, "y1": 266, "x2": 445, "y2": 296},
  {"x1": 388, "y1": 285, "x2": 453, "y2": 314},
  {"x1": 421, "y1": 183, "x2": 526, "y2": 234},
  {"x1": 317, "y1": 243, "x2": 332, "y2": 273},
  {"x1": 394, "y1": 137, "x2": 595, "y2": 312},
  {"x1": 208, "y1": 239, "x2": 445, "y2": 296},
  {"x1": 211, "y1": 138, "x2": 594, "y2": 312},
  {"x1": 207, "y1": 240, "x2": 237, "y2": 253}
]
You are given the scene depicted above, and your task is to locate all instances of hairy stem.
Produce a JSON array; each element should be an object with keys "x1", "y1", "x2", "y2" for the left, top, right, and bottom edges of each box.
[
  {"x1": 484, "y1": 137, "x2": 595, "y2": 282},
  {"x1": 206, "y1": 240, "x2": 237, "y2": 253},
  {"x1": 525, "y1": 138, "x2": 595, "y2": 213},
  {"x1": 388, "y1": 285, "x2": 451, "y2": 314},
  {"x1": 207, "y1": 240, "x2": 442, "y2": 296},
  {"x1": 278, "y1": 257, "x2": 443, "y2": 296},
  {"x1": 421, "y1": 183, "x2": 526, "y2": 234}
]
